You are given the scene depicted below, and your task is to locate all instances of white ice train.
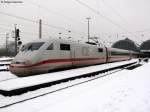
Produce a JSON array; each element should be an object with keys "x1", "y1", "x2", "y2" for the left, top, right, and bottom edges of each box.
[{"x1": 9, "y1": 39, "x2": 137, "y2": 76}]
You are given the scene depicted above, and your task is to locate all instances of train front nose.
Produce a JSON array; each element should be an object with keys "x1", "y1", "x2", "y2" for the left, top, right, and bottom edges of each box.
[{"x1": 9, "y1": 60, "x2": 31, "y2": 76}]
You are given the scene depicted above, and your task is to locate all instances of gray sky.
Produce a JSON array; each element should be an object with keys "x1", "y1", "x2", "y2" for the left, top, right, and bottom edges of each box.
[{"x1": 0, "y1": 0, "x2": 150, "y2": 47}]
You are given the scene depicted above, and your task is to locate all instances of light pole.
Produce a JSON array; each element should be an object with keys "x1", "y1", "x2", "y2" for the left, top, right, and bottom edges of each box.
[
  {"x1": 86, "y1": 17, "x2": 91, "y2": 42},
  {"x1": 14, "y1": 24, "x2": 17, "y2": 55},
  {"x1": 39, "y1": 19, "x2": 42, "y2": 39},
  {"x1": 6, "y1": 33, "x2": 9, "y2": 51}
]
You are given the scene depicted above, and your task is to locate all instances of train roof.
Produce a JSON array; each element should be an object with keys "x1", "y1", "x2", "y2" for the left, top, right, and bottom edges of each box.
[
  {"x1": 108, "y1": 47, "x2": 131, "y2": 53},
  {"x1": 23, "y1": 39, "x2": 138, "y2": 52},
  {"x1": 23, "y1": 38, "x2": 105, "y2": 48}
]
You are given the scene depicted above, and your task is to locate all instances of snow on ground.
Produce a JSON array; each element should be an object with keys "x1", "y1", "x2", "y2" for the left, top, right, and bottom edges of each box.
[
  {"x1": 0, "y1": 66, "x2": 8, "y2": 70},
  {"x1": 0, "y1": 72, "x2": 16, "y2": 82},
  {"x1": 0, "y1": 61, "x2": 150, "y2": 112},
  {"x1": 0, "y1": 62, "x2": 11, "y2": 65}
]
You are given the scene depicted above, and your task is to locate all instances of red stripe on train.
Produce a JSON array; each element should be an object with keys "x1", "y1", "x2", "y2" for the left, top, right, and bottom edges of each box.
[
  {"x1": 10, "y1": 57, "x2": 106, "y2": 68},
  {"x1": 9, "y1": 56, "x2": 130, "y2": 69}
]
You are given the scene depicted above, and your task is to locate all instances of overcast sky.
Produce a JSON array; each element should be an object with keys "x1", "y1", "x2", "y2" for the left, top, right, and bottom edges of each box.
[{"x1": 0, "y1": 0, "x2": 150, "y2": 46}]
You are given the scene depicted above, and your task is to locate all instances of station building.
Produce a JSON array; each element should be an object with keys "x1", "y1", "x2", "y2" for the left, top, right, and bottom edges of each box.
[
  {"x1": 140, "y1": 39, "x2": 150, "y2": 57},
  {"x1": 112, "y1": 38, "x2": 139, "y2": 52}
]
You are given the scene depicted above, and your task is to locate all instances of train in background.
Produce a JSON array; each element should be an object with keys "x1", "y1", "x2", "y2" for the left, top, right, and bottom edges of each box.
[{"x1": 9, "y1": 39, "x2": 139, "y2": 76}]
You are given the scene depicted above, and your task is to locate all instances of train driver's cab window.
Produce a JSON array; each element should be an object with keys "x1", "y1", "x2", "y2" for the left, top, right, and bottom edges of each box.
[
  {"x1": 98, "y1": 48, "x2": 103, "y2": 52},
  {"x1": 60, "y1": 44, "x2": 70, "y2": 51},
  {"x1": 21, "y1": 42, "x2": 44, "y2": 51},
  {"x1": 28, "y1": 42, "x2": 44, "y2": 51},
  {"x1": 47, "y1": 43, "x2": 53, "y2": 50}
]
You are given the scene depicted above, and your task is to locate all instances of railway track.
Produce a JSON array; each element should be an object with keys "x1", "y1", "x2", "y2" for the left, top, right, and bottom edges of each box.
[
  {"x1": 0, "y1": 58, "x2": 12, "y2": 72},
  {"x1": 0, "y1": 66, "x2": 9, "y2": 72},
  {"x1": 0, "y1": 59, "x2": 141, "y2": 109},
  {"x1": 0, "y1": 67, "x2": 9, "y2": 72},
  {"x1": 0, "y1": 57, "x2": 12, "y2": 61}
]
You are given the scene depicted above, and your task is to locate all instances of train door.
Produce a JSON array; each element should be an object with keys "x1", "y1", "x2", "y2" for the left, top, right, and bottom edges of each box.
[
  {"x1": 129, "y1": 51, "x2": 132, "y2": 60},
  {"x1": 59, "y1": 43, "x2": 73, "y2": 67},
  {"x1": 105, "y1": 47, "x2": 109, "y2": 63},
  {"x1": 70, "y1": 44, "x2": 75, "y2": 66},
  {"x1": 107, "y1": 49, "x2": 111, "y2": 62}
]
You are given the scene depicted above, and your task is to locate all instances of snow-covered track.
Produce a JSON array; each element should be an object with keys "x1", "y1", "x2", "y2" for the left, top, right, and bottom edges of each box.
[
  {"x1": 0, "y1": 63, "x2": 10, "y2": 66},
  {"x1": 0, "y1": 59, "x2": 138, "y2": 97},
  {"x1": 0, "y1": 66, "x2": 9, "y2": 72},
  {"x1": 0, "y1": 65, "x2": 9, "y2": 72},
  {"x1": 0, "y1": 57, "x2": 13, "y2": 62},
  {"x1": 0, "y1": 58, "x2": 12, "y2": 72},
  {"x1": 0, "y1": 69, "x2": 9, "y2": 72}
]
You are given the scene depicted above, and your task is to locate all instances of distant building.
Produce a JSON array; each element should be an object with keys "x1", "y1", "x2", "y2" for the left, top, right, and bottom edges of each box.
[
  {"x1": 140, "y1": 39, "x2": 150, "y2": 57},
  {"x1": 112, "y1": 38, "x2": 139, "y2": 52}
]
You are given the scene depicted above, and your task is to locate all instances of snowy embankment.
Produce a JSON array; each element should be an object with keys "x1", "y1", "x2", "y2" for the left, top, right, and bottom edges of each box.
[{"x1": 0, "y1": 60, "x2": 150, "y2": 112}]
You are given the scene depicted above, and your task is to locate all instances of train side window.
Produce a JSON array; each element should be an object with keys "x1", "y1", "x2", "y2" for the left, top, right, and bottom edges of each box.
[
  {"x1": 98, "y1": 48, "x2": 103, "y2": 52},
  {"x1": 47, "y1": 43, "x2": 53, "y2": 50},
  {"x1": 60, "y1": 44, "x2": 70, "y2": 51}
]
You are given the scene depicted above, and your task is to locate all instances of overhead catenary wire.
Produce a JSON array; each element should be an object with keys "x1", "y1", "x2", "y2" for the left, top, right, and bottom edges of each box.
[
  {"x1": 74, "y1": 0, "x2": 127, "y2": 30},
  {"x1": 0, "y1": 11, "x2": 88, "y2": 38},
  {"x1": 25, "y1": 0, "x2": 119, "y2": 43},
  {"x1": 99, "y1": 0, "x2": 150, "y2": 42},
  {"x1": 0, "y1": 22, "x2": 87, "y2": 45},
  {"x1": 74, "y1": 0, "x2": 143, "y2": 44},
  {"x1": 25, "y1": 0, "x2": 88, "y2": 37},
  {"x1": 100, "y1": 0, "x2": 129, "y2": 25},
  {"x1": 30, "y1": 0, "x2": 143, "y2": 44},
  {"x1": 25, "y1": 0, "x2": 85, "y2": 26},
  {"x1": 0, "y1": 1, "x2": 149, "y2": 44},
  {"x1": 0, "y1": 24, "x2": 46, "y2": 39},
  {"x1": 0, "y1": 11, "x2": 37, "y2": 23},
  {"x1": 0, "y1": 26, "x2": 12, "y2": 31},
  {"x1": 0, "y1": 12, "x2": 149, "y2": 45},
  {"x1": 0, "y1": 11, "x2": 65, "y2": 30}
]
